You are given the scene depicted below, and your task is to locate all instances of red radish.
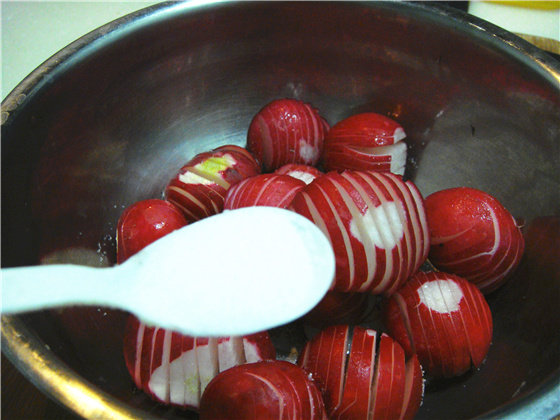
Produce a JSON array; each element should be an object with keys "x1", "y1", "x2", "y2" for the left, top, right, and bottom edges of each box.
[
  {"x1": 275, "y1": 163, "x2": 324, "y2": 184},
  {"x1": 123, "y1": 315, "x2": 276, "y2": 409},
  {"x1": 298, "y1": 325, "x2": 349, "y2": 413},
  {"x1": 322, "y1": 113, "x2": 407, "y2": 176},
  {"x1": 290, "y1": 170, "x2": 429, "y2": 295},
  {"x1": 369, "y1": 333, "x2": 406, "y2": 420},
  {"x1": 335, "y1": 327, "x2": 379, "y2": 419},
  {"x1": 302, "y1": 291, "x2": 369, "y2": 328},
  {"x1": 199, "y1": 360, "x2": 327, "y2": 420},
  {"x1": 383, "y1": 271, "x2": 493, "y2": 378},
  {"x1": 93, "y1": 199, "x2": 187, "y2": 386},
  {"x1": 424, "y1": 187, "x2": 525, "y2": 293},
  {"x1": 247, "y1": 98, "x2": 329, "y2": 172},
  {"x1": 399, "y1": 354, "x2": 424, "y2": 420},
  {"x1": 298, "y1": 325, "x2": 423, "y2": 420},
  {"x1": 224, "y1": 173, "x2": 306, "y2": 210},
  {"x1": 116, "y1": 199, "x2": 188, "y2": 264},
  {"x1": 165, "y1": 144, "x2": 260, "y2": 223}
]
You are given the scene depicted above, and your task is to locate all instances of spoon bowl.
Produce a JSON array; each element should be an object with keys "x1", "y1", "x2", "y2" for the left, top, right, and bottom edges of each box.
[{"x1": 2, "y1": 207, "x2": 335, "y2": 337}]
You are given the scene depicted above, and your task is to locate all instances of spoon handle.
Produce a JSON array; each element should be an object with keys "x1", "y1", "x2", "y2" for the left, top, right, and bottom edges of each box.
[{"x1": 1, "y1": 264, "x2": 122, "y2": 314}]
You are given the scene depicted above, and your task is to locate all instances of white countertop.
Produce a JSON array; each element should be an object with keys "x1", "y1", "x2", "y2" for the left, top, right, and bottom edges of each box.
[
  {"x1": 468, "y1": 1, "x2": 559, "y2": 42},
  {"x1": 1, "y1": 1, "x2": 163, "y2": 100},
  {"x1": 2, "y1": 1, "x2": 559, "y2": 101}
]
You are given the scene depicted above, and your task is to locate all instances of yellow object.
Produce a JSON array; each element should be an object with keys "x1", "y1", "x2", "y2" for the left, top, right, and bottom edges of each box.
[
  {"x1": 198, "y1": 156, "x2": 234, "y2": 175},
  {"x1": 515, "y1": 33, "x2": 560, "y2": 54},
  {"x1": 193, "y1": 155, "x2": 237, "y2": 187},
  {"x1": 470, "y1": 0, "x2": 560, "y2": 42},
  {"x1": 486, "y1": 1, "x2": 560, "y2": 10}
]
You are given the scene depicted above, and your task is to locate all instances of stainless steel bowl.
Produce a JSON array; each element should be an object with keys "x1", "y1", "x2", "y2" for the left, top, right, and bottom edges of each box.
[{"x1": 2, "y1": 2, "x2": 559, "y2": 419}]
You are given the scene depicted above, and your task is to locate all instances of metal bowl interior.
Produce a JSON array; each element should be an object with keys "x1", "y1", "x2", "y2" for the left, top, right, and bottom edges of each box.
[{"x1": 2, "y1": 2, "x2": 559, "y2": 419}]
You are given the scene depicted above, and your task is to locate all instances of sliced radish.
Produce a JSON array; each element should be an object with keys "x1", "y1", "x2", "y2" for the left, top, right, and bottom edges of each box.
[
  {"x1": 298, "y1": 324, "x2": 349, "y2": 414},
  {"x1": 217, "y1": 336, "x2": 246, "y2": 372},
  {"x1": 323, "y1": 142, "x2": 407, "y2": 176},
  {"x1": 290, "y1": 170, "x2": 429, "y2": 295},
  {"x1": 275, "y1": 163, "x2": 324, "y2": 184},
  {"x1": 399, "y1": 355, "x2": 424, "y2": 420},
  {"x1": 322, "y1": 113, "x2": 407, "y2": 176},
  {"x1": 369, "y1": 333, "x2": 406, "y2": 420},
  {"x1": 424, "y1": 187, "x2": 525, "y2": 293},
  {"x1": 383, "y1": 271, "x2": 493, "y2": 378},
  {"x1": 224, "y1": 173, "x2": 306, "y2": 209},
  {"x1": 165, "y1": 144, "x2": 260, "y2": 223},
  {"x1": 299, "y1": 325, "x2": 423, "y2": 420},
  {"x1": 330, "y1": 327, "x2": 376, "y2": 420},
  {"x1": 301, "y1": 291, "x2": 369, "y2": 328},
  {"x1": 123, "y1": 315, "x2": 276, "y2": 409},
  {"x1": 196, "y1": 337, "x2": 219, "y2": 395},
  {"x1": 243, "y1": 331, "x2": 278, "y2": 363},
  {"x1": 116, "y1": 199, "x2": 188, "y2": 263},
  {"x1": 199, "y1": 360, "x2": 327, "y2": 420},
  {"x1": 247, "y1": 98, "x2": 329, "y2": 171}
]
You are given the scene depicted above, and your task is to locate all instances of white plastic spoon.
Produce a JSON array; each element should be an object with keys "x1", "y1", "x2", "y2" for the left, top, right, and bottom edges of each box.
[{"x1": 1, "y1": 207, "x2": 335, "y2": 337}]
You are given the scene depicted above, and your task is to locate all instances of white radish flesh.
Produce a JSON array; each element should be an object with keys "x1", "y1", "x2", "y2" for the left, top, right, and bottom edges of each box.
[
  {"x1": 290, "y1": 170, "x2": 429, "y2": 295},
  {"x1": 123, "y1": 315, "x2": 276, "y2": 409}
]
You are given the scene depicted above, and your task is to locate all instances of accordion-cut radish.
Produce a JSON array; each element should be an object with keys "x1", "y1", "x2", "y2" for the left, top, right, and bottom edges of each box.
[
  {"x1": 247, "y1": 98, "x2": 329, "y2": 171},
  {"x1": 224, "y1": 173, "x2": 306, "y2": 210},
  {"x1": 302, "y1": 291, "x2": 369, "y2": 328},
  {"x1": 383, "y1": 271, "x2": 493, "y2": 378},
  {"x1": 199, "y1": 360, "x2": 327, "y2": 420},
  {"x1": 116, "y1": 199, "x2": 188, "y2": 264},
  {"x1": 123, "y1": 315, "x2": 276, "y2": 409},
  {"x1": 424, "y1": 187, "x2": 525, "y2": 293},
  {"x1": 290, "y1": 170, "x2": 429, "y2": 295},
  {"x1": 298, "y1": 325, "x2": 423, "y2": 420},
  {"x1": 369, "y1": 334, "x2": 406, "y2": 420},
  {"x1": 165, "y1": 144, "x2": 260, "y2": 223},
  {"x1": 275, "y1": 163, "x2": 324, "y2": 184},
  {"x1": 298, "y1": 325, "x2": 349, "y2": 413},
  {"x1": 332, "y1": 327, "x2": 378, "y2": 419},
  {"x1": 322, "y1": 113, "x2": 407, "y2": 176},
  {"x1": 399, "y1": 355, "x2": 424, "y2": 420}
]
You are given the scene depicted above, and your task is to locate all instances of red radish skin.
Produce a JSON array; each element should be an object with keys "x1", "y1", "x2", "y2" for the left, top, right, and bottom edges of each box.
[
  {"x1": 322, "y1": 113, "x2": 407, "y2": 176},
  {"x1": 224, "y1": 173, "x2": 306, "y2": 210},
  {"x1": 298, "y1": 325, "x2": 349, "y2": 414},
  {"x1": 213, "y1": 144, "x2": 260, "y2": 163},
  {"x1": 424, "y1": 187, "x2": 525, "y2": 293},
  {"x1": 399, "y1": 355, "x2": 424, "y2": 420},
  {"x1": 247, "y1": 98, "x2": 329, "y2": 172},
  {"x1": 199, "y1": 360, "x2": 327, "y2": 420},
  {"x1": 290, "y1": 170, "x2": 429, "y2": 295},
  {"x1": 298, "y1": 325, "x2": 423, "y2": 420},
  {"x1": 275, "y1": 163, "x2": 324, "y2": 185},
  {"x1": 383, "y1": 271, "x2": 493, "y2": 378},
  {"x1": 243, "y1": 331, "x2": 277, "y2": 363},
  {"x1": 123, "y1": 315, "x2": 276, "y2": 409},
  {"x1": 331, "y1": 327, "x2": 377, "y2": 419},
  {"x1": 302, "y1": 291, "x2": 369, "y2": 328},
  {"x1": 323, "y1": 142, "x2": 407, "y2": 175},
  {"x1": 369, "y1": 334, "x2": 406, "y2": 420},
  {"x1": 165, "y1": 144, "x2": 260, "y2": 223},
  {"x1": 116, "y1": 199, "x2": 188, "y2": 264}
]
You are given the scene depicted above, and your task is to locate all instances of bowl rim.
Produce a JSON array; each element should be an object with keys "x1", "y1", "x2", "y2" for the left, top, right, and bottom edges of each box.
[
  {"x1": 2, "y1": 0, "x2": 559, "y2": 121},
  {"x1": 1, "y1": 1, "x2": 559, "y2": 419}
]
